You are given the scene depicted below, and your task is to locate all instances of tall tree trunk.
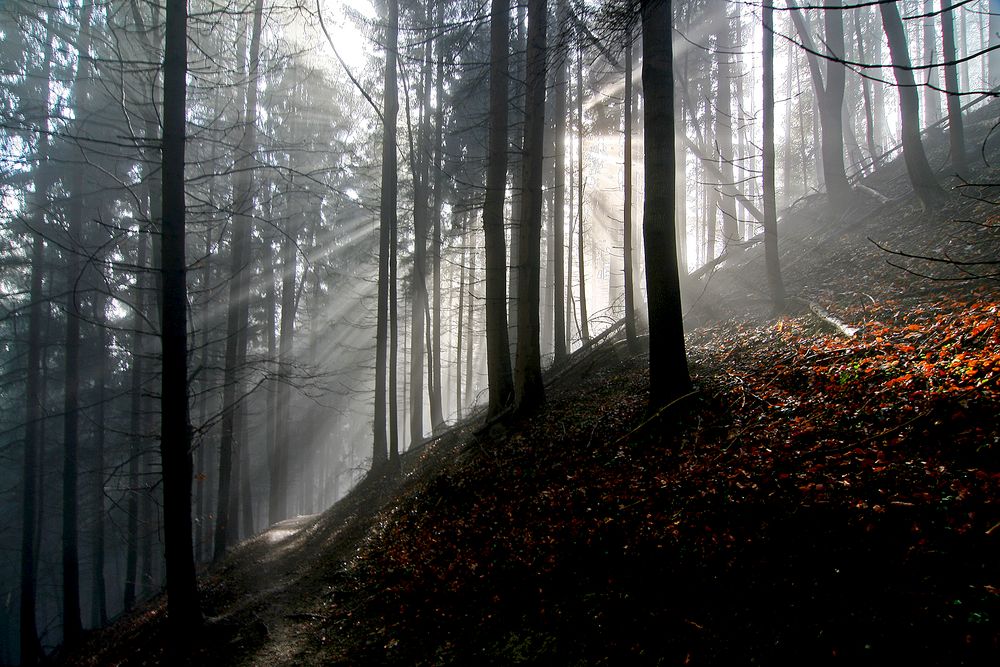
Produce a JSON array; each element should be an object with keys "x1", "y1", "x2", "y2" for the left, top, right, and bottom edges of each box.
[
  {"x1": 90, "y1": 295, "x2": 109, "y2": 628},
  {"x1": 576, "y1": 44, "x2": 589, "y2": 342},
  {"x1": 922, "y1": 0, "x2": 942, "y2": 125},
  {"x1": 483, "y1": 0, "x2": 514, "y2": 418},
  {"x1": 274, "y1": 219, "x2": 298, "y2": 519},
  {"x1": 262, "y1": 225, "x2": 278, "y2": 527},
  {"x1": 788, "y1": 0, "x2": 851, "y2": 207},
  {"x1": 762, "y1": 1, "x2": 787, "y2": 314},
  {"x1": 940, "y1": 0, "x2": 967, "y2": 177},
  {"x1": 20, "y1": 14, "x2": 55, "y2": 662},
  {"x1": 124, "y1": 219, "x2": 148, "y2": 608},
  {"x1": 508, "y1": 3, "x2": 527, "y2": 366},
  {"x1": 63, "y1": 0, "x2": 96, "y2": 643},
  {"x1": 466, "y1": 229, "x2": 477, "y2": 406},
  {"x1": 552, "y1": 0, "x2": 568, "y2": 365},
  {"x1": 389, "y1": 159, "x2": 400, "y2": 465},
  {"x1": 160, "y1": 0, "x2": 201, "y2": 639},
  {"x1": 991, "y1": 0, "x2": 1000, "y2": 89},
  {"x1": 374, "y1": 0, "x2": 399, "y2": 465},
  {"x1": 855, "y1": 9, "x2": 879, "y2": 170},
  {"x1": 880, "y1": 1, "x2": 945, "y2": 210},
  {"x1": 624, "y1": 31, "x2": 637, "y2": 351},
  {"x1": 714, "y1": 3, "x2": 739, "y2": 242},
  {"x1": 782, "y1": 31, "x2": 795, "y2": 204},
  {"x1": 642, "y1": 0, "x2": 691, "y2": 409},
  {"x1": 429, "y1": 0, "x2": 446, "y2": 432},
  {"x1": 455, "y1": 230, "x2": 466, "y2": 420},
  {"x1": 514, "y1": 0, "x2": 547, "y2": 413},
  {"x1": 196, "y1": 230, "x2": 213, "y2": 558},
  {"x1": 410, "y1": 1, "x2": 433, "y2": 445}
]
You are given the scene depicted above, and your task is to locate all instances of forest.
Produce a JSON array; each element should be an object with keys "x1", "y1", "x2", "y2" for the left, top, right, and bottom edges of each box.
[{"x1": 1, "y1": 0, "x2": 998, "y2": 663}]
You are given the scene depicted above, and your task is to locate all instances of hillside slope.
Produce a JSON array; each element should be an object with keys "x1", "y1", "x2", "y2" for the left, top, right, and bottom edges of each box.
[{"x1": 65, "y1": 108, "x2": 1000, "y2": 666}]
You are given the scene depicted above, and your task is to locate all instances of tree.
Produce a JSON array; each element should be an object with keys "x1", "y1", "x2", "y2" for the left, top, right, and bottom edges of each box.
[
  {"x1": 788, "y1": 0, "x2": 852, "y2": 208},
  {"x1": 552, "y1": 0, "x2": 568, "y2": 365},
  {"x1": 623, "y1": 27, "x2": 638, "y2": 351},
  {"x1": 991, "y1": 0, "x2": 1000, "y2": 89},
  {"x1": 374, "y1": 0, "x2": 399, "y2": 465},
  {"x1": 713, "y1": 2, "x2": 739, "y2": 242},
  {"x1": 939, "y1": 0, "x2": 967, "y2": 178},
  {"x1": 62, "y1": 0, "x2": 96, "y2": 644},
  {"x1": 879, "y1": 1, "x2": 945, "y2": 210},
  {"x1": 513, "y1": 0, "x2": 547, "y2": 413},
  {"x1": 762, "y1": 0, "x2": 786, "y2": 314},
  {"x1": 215, "y1": 0, "x2": 265, "y2": 556},
  {"x1": 159, "y1": 0, "x2": 201, "y2": 641},
  {"x1": 642, "y1": 0, "x2": 691, "y2": 409},
  {"x1": 482, "y1": 0, "x2": 514, "y2": 419},
  {"x1": 19, "y1": 11, "x2": 56, "y2": 662}
]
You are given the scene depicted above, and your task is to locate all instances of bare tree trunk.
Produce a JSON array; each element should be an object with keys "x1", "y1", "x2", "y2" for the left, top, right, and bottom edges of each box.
[
  {"x1": 922, "y1": 0, "x2": 942, "y2": 125},
  {"x1": 763, "y1": 1, "x2": 786, "y2": 314},
  {"x1": 373, "y1": 0, "x2": 398, "y2": 466},
  {"x1": 124, "y1": 217, "x2": 147, "y2": 607},
  {"x1": 713, "y1": 3, "x2": 739, "y2": 242},
  {"x1": 483, "y1": 0, "x2": 514, "y2": 418},
  {"x1": 552, "y1": 0, "x2": 568, "y2": 365},
  {"x1": 624, "y1": 31, "x2": 637, "y2": 351},
  {"x1": 642, "y1": 0, "x2": 691, "y2": 409},
  {"x1": 455, "y1": 227, "x2": 466, "y2": 420},
  {"x1": 62, "y1": 0, "x2": 96, "y2": 643},
  {"x1": 274, "y1": 217, "x2": 298, "y2": 519},
  {"x1": 940, "y1": 0, "x2": 967, "y2": 177},
  {"x1": 880, "y1": 1, "x2": 945, "y2": 210},
  {"x1": 216, "y1": 0, "x2": 262, "y2": 555},
  {"x1": 855, "y1": 9, "x2": 880, "y2": 171},
  {"x1": 160, "y1": 0, "x2": 201, "y2": 639},
  {"x1": 508, "y1": 3, "x2": 526, "y2": 366},
  {"x1": 576, "y1": 44, "x2": 589, "y2": 343},
  {"x1": 514, "y1": 0, "x2": 547, "y2": 413},
  {"x1": 20, "y1": 15, "x2": 55, "y2": 661},
  {"x1": 90, "y1": 295, "x2": 109, "y2": 628},
  {"x1": 410, "y1": 1, "x2": 433, "y2": 445},
  {"x1": 430, "y1": 0, "x2": 446, "y2": 432},
  {"x1": 991, "y1": 0, "x2": 1000, "y2": 89},
  {"x1": 466, "y1": 229, "x2": 477, "y2": 407},
  {"x1": 788, "y1": 0, "x2": 851, "y2": 207}
]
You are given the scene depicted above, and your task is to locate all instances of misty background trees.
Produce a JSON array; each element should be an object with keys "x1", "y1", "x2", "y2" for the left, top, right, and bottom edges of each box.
[{"x1": 0, "y1": 0, "x2": 997, "y2": 661}]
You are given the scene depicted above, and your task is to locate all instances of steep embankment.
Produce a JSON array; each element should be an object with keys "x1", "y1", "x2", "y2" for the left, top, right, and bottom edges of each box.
[{"x1": 67, "y1": 107, "x2": 1000, "y2": 665}]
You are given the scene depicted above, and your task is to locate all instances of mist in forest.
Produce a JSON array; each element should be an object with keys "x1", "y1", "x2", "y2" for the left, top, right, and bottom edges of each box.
[{"x1": 0, "y1": 0, "x2": 997, "y2": 662}]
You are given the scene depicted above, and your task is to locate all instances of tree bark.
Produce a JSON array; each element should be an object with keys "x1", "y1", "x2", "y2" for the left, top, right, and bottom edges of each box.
[
  {"x1": 991, "y1": 0, "x2": 1000, "y2": 89},
  {"x1": 922, "y1": 0, "x2": 942, "y2": 125},
  {"x1": 90, "y1": 295, "x2": 109, "y2": 628},
  {"x1": 880, "y1": 1, "x2": 945, "y2": 210},
  {"x1": 430, "y1": 0, "x2": 446, "y2": 432},
  {"x1": 410, "y1": 0, "x2": 433, "y2": 445},
  {"x1": 642, "y1": 0, "x2": 691, "y2": 409},
  {"x1": 274, "y1": 216, "x2": 298, "y2": 519},
  {"x1": 940, "y1": 0, "x2": 967, "y2": 177},
  {"x1": 576, "y1": 45, "x2": 589, "y2": 343},
  {"x1": 160, "y1": 0, "x2": 201, "y2": 639},
  {"x1": 552, "y1": 0, "x2": 568, "y2": 365},
  {"x1": 483, "y1": 0, "x2": 514, "y2": 418},
  {"x1": 374, "y1": 0, "x2": 398, "y2": 466},
  {"x1": 624, "y1": 31, "x2": 637, "y2": 351},
  {"x1": 63, "y1": 0, "x2": 95, "y2": 643},
  {"x1": 713, "y1": 3, "x2": 739, "y2": 242},
  {"x1": 514, "y1": 0, "x2": 547, "y2": 413},
  {"x1": 788, "y1": 0, "x2": 851, "y2": 207},
  {"x1": 763, "y1": 1, "x2": 787, "y2": 314}
]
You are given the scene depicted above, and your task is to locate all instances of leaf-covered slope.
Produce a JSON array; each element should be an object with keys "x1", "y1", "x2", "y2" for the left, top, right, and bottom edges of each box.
[{"x1": 65, "y1": 103, "x2": 1000, "y2": 666}]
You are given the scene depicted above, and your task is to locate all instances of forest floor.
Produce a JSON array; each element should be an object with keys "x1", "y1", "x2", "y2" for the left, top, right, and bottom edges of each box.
[{"x1": 65, "y1": 112, "x2": 1000, "y2": 665}]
